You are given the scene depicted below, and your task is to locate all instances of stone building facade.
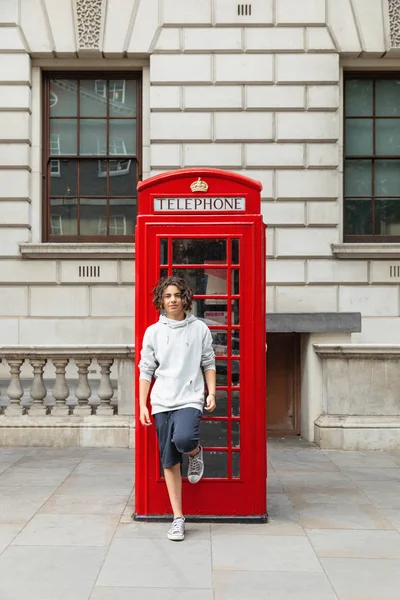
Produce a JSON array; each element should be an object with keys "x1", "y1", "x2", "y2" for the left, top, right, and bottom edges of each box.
[{"x1": 0, "y1": 0, "x2": 399, "y2": 449}]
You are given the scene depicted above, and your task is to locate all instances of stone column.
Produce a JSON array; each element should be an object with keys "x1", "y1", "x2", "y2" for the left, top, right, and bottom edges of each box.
[
  {"x1": 74, "y1": 359, "x2": 92, "y2": 416},
  {"x1": 97, "y1": 359, "x2": 114, "y2": 416},
  {"x1": 29, "y1": 358, "x2": 47, "y2": 416},
  {"x1": 52, "y1": 359, "x2": 70, "y2": 416},
  {"x1": 4, "y1": 359, "x2": 24, "y2": 416}
]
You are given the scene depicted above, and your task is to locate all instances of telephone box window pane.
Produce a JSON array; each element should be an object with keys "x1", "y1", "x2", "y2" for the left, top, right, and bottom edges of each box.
[
  {"x1": 232, "y1": 360, "x2": 240, "y2": 385},
  {"x1": 80, "y1": 159, "x2": 106, "y2": 195},
  {"x1": 81, "y1": 80, "x2": 107, "y2": 117},
  {"x1": 80, "y1": 198, "x2": 107, "y2": 235},
  {"x1": 232, "y1": 331, "x2": 240, "y2": 356},
  {"x1": 50, "y1": 198, "x2": 77, "y2": 235},
  {"x1": 203, "y1": 451, "x2": 227, "y2": 478},
  {"x1": 172, "y1": 239, "x2": 226, "y2": 264},
  {"x1": 232, "y1": 422, "x2": 240, "y2": 448},
  {"x1": 216, "y1": 359, "x2": 228, "y2": 386},
  {"x1": 211, "y1": 330, "x2": 228, "y2": 356},
  {"x1": 232, "y1": 453, "x2": 240, "y2": 478},
  {"x1": 160, "y1": 268, "x2": 168, "y2": 279},
  {"x1": 345, "y1": 199, "x2": 372, "y2": 236},
  {"x1": 213, "y1": 390, "x2": 228, "y2": 417},
  {"x1": 50, "y1": 159, "x2": 77, "y2": 196},
  {"x1": 173, "y1": 268, "x2": 227, "y2": 295},
  {"x1": 232, "y1": 270, "x2": 240, "y2": 295},
  {"x1": 345, "y1": 119, "x2": 373, "y2": 156},
  {"x1": 50, "y1": 120, "x2": 77, "y2": 155},
  {"x1": 231, "y1": 239, "x2": 239, "y2": 264},
  {"x1": 231, "y1": 300, "x2": 240, "y2": 325},
  {"x1": 160, "y1": 239, "x2": 168, "y2": 265},
  {"x1": 110, "y1": 199, "x2": 136, "y2": 235},
  {"x1": 193, "y1": 299, "x2": 239, "y2": 324},
  {"x1": 232, "y1": 391, "x2": 240, "y2": 417},
  {"x1": 201, "y1": 420, "x2": 227, "y2": 448},
  {"x1": 80, "y1": 119, "x2": 107, "y2": 155},
  {"x1": 50, "y1": 80, "x2": 78, "y2": 117},
  {"x1": 109, "y1": 80, "x2": 137, "y2": 117}
]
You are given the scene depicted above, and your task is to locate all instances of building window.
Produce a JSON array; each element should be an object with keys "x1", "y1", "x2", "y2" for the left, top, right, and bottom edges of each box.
[
  {"x1": 44, "y1": 74, "x2": 141, "y2": 241},
  {"x1": 345, "y1": 74, "x2": 400, "y2": 242}
]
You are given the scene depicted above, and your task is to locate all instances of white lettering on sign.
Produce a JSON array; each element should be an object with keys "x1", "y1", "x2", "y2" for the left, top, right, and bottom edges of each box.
[{"x1": 153, "y1": 197, "x2": 246, "y2": 212}]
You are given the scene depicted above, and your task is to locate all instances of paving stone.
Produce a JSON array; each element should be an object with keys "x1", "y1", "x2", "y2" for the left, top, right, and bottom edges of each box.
[
  {"x1": 90, "y1": 589, "x2": 213, "y2": 600},
  {"x1": 321, "y1": 557, "x2": 400, "y2": 600},
  {"x1": 307, "y1": 529, "x2": 400, "y2": 558},
  {"x1": 355, "y1": 482, "x2": 400, "y2": 509},
  {"x1": 115, "y1": 522, "x2": 211, "y2": 540},
  {"x1": 340, "y1": 467, "x2": 400, "y2": 482},
  {"x1": 296, "y1": 502, "x2": 394, "y2": 530},
  {"x1": 380, "y1": 510, "x2": 400, "y2": 532},
  {"x1": 287, "y1": 484, "x2": 369, "y2": 505},
  {"x1": 212, "y1": 535, "x2": 322, "y2": 572},
  {"x1": 97, "y1": 538, "x2": 212, "y2": 588},
  {"x1": 12, "y1": 514, "x2": 120, "y2": 547},
  {"x1": 0, "y1": 546, "x2": 106, "y2": 600},
  {"x1": 39, "y1": 493, "x2": 130, "y2": 515},
  {"x1": 213, "y1": 571, "x2": 337, "y2": 600},
  {"x1": 211, "y1": 522, "x2": 305, "y2": 536},
  {"x1": 323, "y1": 451, "x2": 399, "y2": 469},
  {"x1": 0, "y1": 524, "x2": 24, "y2": 553}
]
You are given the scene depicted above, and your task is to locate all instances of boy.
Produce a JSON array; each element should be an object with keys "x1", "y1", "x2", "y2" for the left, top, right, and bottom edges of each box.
[{"x1": 138, "y1": 276, "x2": 216, "y2": 541}]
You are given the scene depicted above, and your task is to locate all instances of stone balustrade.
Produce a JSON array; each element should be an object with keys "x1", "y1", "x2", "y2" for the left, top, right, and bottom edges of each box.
[{"x1": 0, "y1": 346, "x2": 135, "y2": 448}]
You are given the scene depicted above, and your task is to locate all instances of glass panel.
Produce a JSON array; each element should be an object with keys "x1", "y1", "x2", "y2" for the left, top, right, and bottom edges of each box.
[
  {"x1": 232, "y1": 422, "x2": 240, "y2": 448},
  {"x1": 231, "y1": 299, "x2": 239, "y2": 325},
  {"x1": 50, "y1": 159, "x2": 77, "y2": 196},
  {"x1": 345, "y1": 79, "x2": 373, "y2": 117},
  {"x1": 232, "y1": 360, "x2": 240, "y2": 385},
  {"x1": 50, "y1": 198, "x2": 77, "y2": 235},
  {"x1": 211, "y1": 330, "x2": 228, "y2": 356},
  {"x1": 109, "y1": 120, "x2": 136, "y2": 155},
  {"x1": 81, "y1": 80, "x2": 107, "y2": 117},
  {"x1": 193, "y1": 299, "x2": 239, "y2": 324},
  {"x1": 172, "y1": 268, "x2": 227, "y2": 296},
  {"x1": 80, "y1": 159, "x2": 106, "y2": 196},
  {"x1": 201, "y1": 420, "x2": 227, "y2": 448},
  {"x1": 232, "y1": 330, "x2": 240, "y2": 356},
  {"x1": 376, "y1": 80, "x2": 400, "y2": 117},
  {"x1": 80, "y1": 198, "x2": 107, "y2": 235},
  {"x1": 109, "y1": 80, "x2": 137, "y2": 117},
  {"x1": 344, "y1": 199, "x2": 373, "y2": 235},
  {"x1": 80, "y1": 119, "x2": 107, "y2": 156},
  {"x1": 109, "y1": 198, "x2": 136, "y2": 235},
  {"x1": 109, "y1": 160, "x2": 136, "y2": 195},
  {"x1": 232, "y1": 270, "x2": 239, "y2": 295},
  {"x1": 232, "y1": 390, "x2": 240, "y2": 417},
  {"x1": 160, "y1": 268, "x2": 168, "y2": 279},
  {"x1": 50, "y1": 80, "x2": 77, "y2": 117},
  {"x1": 203, "y1": 451, "x2": 227, "y2": 478},
  {"x1": 172, "y1": 239, "x2": 226, "y2": 264},
  {"x1": 231, "y1": 239, "x2": 239, "y2": 264},
  {"x1": 345, "y1": 119, "x2": 373, "y2": 156},
  {"x1": 160, "y1": 239, "x2": 168, "y2": 265},
  {"x1": 345, "y1": 160, "x2": 372, "y2": 197},
  {"x1": 375, "y1": 198, "x2": 400, "y2": 235},
  {"x1": 232, "y1": 452, "x2": 240, "y2": 478},
  {"x1": 375, "y1": 160, "x2": 400, "y2": 196},
  {"x1": 216, "y1": 359, "x2": 228, "y2": 386},
  {"x1": 213, "y1": 390, "x2": 228, "y2": 417},
  {"x1": 376, "y1": 120, "x2": 400, "y2": 156},
  {"x1": 50, "y1": 120, "x2": 77, "y2": 156}
]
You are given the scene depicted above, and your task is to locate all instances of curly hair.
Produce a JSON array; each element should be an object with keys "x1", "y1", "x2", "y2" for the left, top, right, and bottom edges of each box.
[{"x1": 152, "y1": 276, "x2": 193, "y2": 312}]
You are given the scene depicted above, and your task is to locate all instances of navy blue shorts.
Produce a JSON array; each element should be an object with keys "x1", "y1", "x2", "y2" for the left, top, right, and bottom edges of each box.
[{"x1": 154, "y1": 407, "x2": 202, "y2": 468}]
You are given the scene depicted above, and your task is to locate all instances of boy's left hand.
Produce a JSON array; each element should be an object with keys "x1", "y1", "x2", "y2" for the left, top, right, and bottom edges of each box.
[{"x1": 205, "y1": 394, "x2": 216, "y2": 412}]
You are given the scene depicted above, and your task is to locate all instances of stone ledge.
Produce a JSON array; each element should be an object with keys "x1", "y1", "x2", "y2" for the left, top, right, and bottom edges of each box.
[
  {"x1": 267, "y1": 312, "x2": 361, "y2": 333},
  {"x1": 314, "y1": 344, "x2": 400, "y2": 359},
  {"x1": 315, "y1": 415, "x2": 400, "y2": 450},
  {"x1": 332, "y1": 243, "x2": 400, "y2": 259},
  {"x1": 19, "y1": 243, "x2": 135, "y2": 259},
  {"x1": 0, "y1": 344, "x2": 134, "y2": 359}
]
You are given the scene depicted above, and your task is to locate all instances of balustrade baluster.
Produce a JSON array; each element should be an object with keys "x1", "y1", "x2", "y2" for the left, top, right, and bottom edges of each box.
[
  {"x1": 51, "y1": 359, "x2": 70, "y2": 416},
  {"x1": 4, "y1": 359, "x2": 24, "y2": 416},
  {"x1": 74, "y1": 359, "x2": 92, "y2": 416},
  {"x1": 29, "y1": 358, "x2": 47, "y2": 416},
  {"x1": 97, "y1": 359, "x2": 114, "y2": 416}
]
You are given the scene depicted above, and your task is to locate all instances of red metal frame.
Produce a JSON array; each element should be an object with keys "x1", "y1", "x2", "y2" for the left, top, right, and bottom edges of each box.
[{"x1": 135, "y1": 169, "x2": 266, "y2": 520}]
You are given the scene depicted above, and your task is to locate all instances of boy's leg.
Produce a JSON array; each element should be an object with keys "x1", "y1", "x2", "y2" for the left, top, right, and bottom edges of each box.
[
  {"x1": 172, "y1": 408, "x2": 204, "y2": 484},
  {"x1": 164, "y1": 463, "x2": 183, "y2": 518}
]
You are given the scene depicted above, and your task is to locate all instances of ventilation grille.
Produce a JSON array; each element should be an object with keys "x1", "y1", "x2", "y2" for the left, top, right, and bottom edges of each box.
[
  {"x1": 390, "y1": 265, "x2": 400, "y2": 278},
  {"x1": 238, "y1": 3, "x2": 252, "y2": 16},
  {"x1": 79, "y1": 265, "x2": 101, "y2": 278}
]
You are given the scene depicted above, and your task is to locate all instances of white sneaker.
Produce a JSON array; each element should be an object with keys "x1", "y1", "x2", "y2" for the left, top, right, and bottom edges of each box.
[
  {"x1": 167, "y1": 517, "x2": 185, "y2": 541},
  {"x1": 188, "y1": 446, "x2": 204, "y2": 484}
]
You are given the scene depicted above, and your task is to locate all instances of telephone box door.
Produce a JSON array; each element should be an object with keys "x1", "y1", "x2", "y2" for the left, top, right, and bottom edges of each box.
[{"x1": 136, "y1": 221, "x2": 266, "y2": 518}]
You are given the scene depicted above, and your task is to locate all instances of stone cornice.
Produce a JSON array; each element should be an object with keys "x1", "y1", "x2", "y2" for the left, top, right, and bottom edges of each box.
[
  {"x1": 331, "y1": 243, "x2": 400, "y2": 259},
  {"x1": 314, "y1": 344, "x2": 400, "y2": 359},
  {"x1": 19, "y1": 243, "x2": 135, "y2": 260}
]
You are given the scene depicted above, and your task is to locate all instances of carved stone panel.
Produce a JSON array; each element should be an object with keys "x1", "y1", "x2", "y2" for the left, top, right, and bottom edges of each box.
[
  {"x1": 74, "y1": 0, "x2": 105, "y2": 51},
  {"x1": 389, "y1": 0, "x2": 400, "y2": 48}
]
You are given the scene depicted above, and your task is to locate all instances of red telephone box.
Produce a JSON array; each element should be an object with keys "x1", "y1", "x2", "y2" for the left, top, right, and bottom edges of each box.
[{"x1": 135, "y1": 168, "x2": 267, "y2": 522}]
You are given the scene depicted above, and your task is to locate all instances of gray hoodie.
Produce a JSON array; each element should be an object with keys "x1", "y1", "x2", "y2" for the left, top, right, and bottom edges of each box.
[{"x1": 138, "y1": 313, "x2": 216, "y2": 414}]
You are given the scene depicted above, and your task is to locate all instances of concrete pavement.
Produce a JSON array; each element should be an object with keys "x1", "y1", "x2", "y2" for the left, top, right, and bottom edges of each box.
[{"x1": 0, "y1": 438, "x2": 400, "y2": 599}]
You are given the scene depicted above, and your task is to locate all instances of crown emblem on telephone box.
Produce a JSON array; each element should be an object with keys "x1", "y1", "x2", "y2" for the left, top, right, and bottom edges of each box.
[{"x1": 190, "y1": 177, "x2": 209, "y2": 193}]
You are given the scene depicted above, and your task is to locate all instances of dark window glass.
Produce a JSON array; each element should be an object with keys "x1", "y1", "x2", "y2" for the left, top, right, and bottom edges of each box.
[
  {"x1": 345, "y1": 76, "x2": 400, "y2": 241},
  {"x1": 45, "y1": 75, "x2": 141, "y2": 241}
]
